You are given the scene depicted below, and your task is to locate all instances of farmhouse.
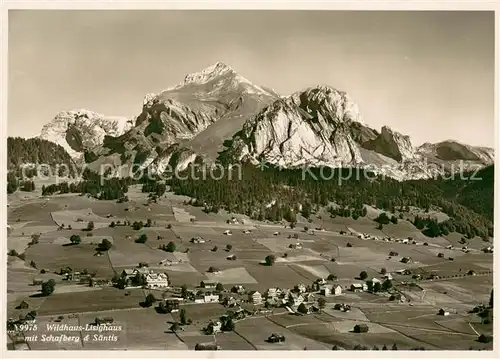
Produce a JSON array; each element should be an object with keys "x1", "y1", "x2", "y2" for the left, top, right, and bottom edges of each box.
[
  {"x1": 90, "y1": 278, "x2": 111, "y2": 287},
  {"x1": 248, "y1": 290, "x2": 263, "y2": 305},
  {"x1": 400, "y1": 256, "x2": 412, "y2": 264},
  {"x1": 17, "y1": 301, "x2": 29, "y2": 310},
  {"x1": 165, "y1": 299, "x2": 180, "y2": 312},
  {"x1": 438, "y1": 308, "x2": 450, "y2": 316},
  {"x1": 289, "y1": 242, "x2": 303, "y2": 249},
  {"x1": 145, "y1": 272, "x2": 169, "y2": 289},
  {"x1": 288, "y1": 293, "x2": 305, "y2": 307},
  {"x1": 231, "y1": 285, "x2": 245, "y2": 294},
  {"x1": 200, "y1": 281, "x2": 217, "y2": 289},
  {"x1": 268, "y1": 333, "x2": 286, "y2": 343},
  {"x1": 354, "y1": 324, "x2": 369, "y2": 333},
  {"x1": 295, "y1": 284, "x2": 307, "y2": 293},
  {"x1": 351, "y1": 283, "x2": 368, "y2": 292},
  {"x1": 320, "y1": 285, "x2": 331, "y2": 296},
  {"x1": 222, "y1": 297, "x2": 239, "y2": 307},
  {"x1": 205, "y1": 293, "x2": 220, "y2": 303},
  {"x1": 333, "y1": 285, "x2": 342, "y2": 296},
  {"x1": 190, "y1": 236, "x2": 206, "y2": 244},
  {"x1": 195, "y1": 293, "x2": 220, "y2": 304},
  {"x1": 304, "y1": 293, "x2": 316, "y2": 303},
  {"x1": 266, "y1": 287, "x2": 283, "y2": 298},
  {"x1": 205, "y1": 320, "x2": 222, "y2": 334}
]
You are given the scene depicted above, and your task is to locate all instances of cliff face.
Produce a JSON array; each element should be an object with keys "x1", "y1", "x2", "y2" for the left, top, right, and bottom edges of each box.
[{"x1": 39, "y1": 109, "x2": 133, "y2": 158}]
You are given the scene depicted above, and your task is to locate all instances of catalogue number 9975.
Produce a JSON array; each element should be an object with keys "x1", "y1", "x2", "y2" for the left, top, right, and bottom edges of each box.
[{"x1": 13, "y1": 323, "x2": 38, "y2": 332}]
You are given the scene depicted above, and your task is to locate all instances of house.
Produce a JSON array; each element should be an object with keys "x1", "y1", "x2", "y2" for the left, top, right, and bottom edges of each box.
[
  {"x1": 371, "y1": 278, "x2": 381, "y2": 284},
  {"x1": 145, "y1": 272, "x2": 169, "y2": 289},
  {"x1": 273, "y1": 231, "x2": 280, "y2": 236},
  {"x1": 90, "y1": 278, "x2": 111, "y2": 287},
  {"x1": 320, "y1": 285, "x2": 331, "y2": 297},
  {"x1": 316, "y1": 278, "x2": 327, "y2": 285},
  {"x1": 306, "y1": 305, "x2": 320, "y2": 314},
  {"x1": 333, "y1": 285, "x2": 342, "y2": 296},
  {"x1": 95, "y1": 317, "x2": 114, "y2": 325},
  {"x1": 243, "y1": 230, "x2": 252, "y2": 234},
  {"x1": 289, "y1": 242, "x2": 303, "y2": 249},
  {"x1": 231, "y1": 285, "x2": 245, "y2": 294},
  {"x1": 17, "y1": 301, "x2": 29, "y2": 310},
  {"x1": 266, "y1": 287, "x2": 282, "y2": 298},
  {"x1": 190, "y1": 236, "x2": 206, "y2": 244},
  {"x1": 390, "y1": 293, "x2": 406, "y2": 302},
  {"x1": 223, "y1": 230, "x2": 232, "y2": 236},
  {"x1": 226, "y1": 254, "x2": 237, "y2": 260},
  {"x1": 200, "y1": 281, "x2": 217, "y2": 289},
  {"x1": 266, "y1": 297, "x2": 280, "y2": 307},
  {"x1": 353, "y1": 324, "x2": 369, "y2": 333},
  {"x1": 227, "y1": 217, "x2": 239, "y2": 224},
  {"x1": 295, "y1": 284, "x2": 307, "y2": 293},
  {"x1": 248, "y1": 291, "x2": 263, "y2": 305},
  {"x1": 122, "y1": 269, "x2": 134, "y2": 278},
  {"x1": 222, "y1": 297, "x2": 239, "y2": 307},
  {"x1": 438, "y1": 308, "x2": 450, "y2": 316},
  {"x1": 384, "y1": 273, "x2": 393, "y2": 280},
  {"x1": 204, "y1": 293, "x2": 220, "y2": 303},
  {"x1": 205, "y1": 320, "x2": 222, "y2": 334},
  {"x1": 288, "y1": 293, "x2": 304, "y2": 307},
  {"x1": 268, "y1": 333, "x2": 286, "y2": 343},
  {"x1": 351, "y1": 283, "x2": 367, "y2": 292},
  {"x1": 400, "y1": 256, "x2": 412, "y2": 264},
  {"x1": 165, "y1": 299, "x2": 180, "y2": 312}
]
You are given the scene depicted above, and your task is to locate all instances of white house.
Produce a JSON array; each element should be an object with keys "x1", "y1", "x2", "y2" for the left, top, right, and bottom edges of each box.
[
  {"x1": 320, "y1": 285, "x2": 331, "y2": 297},
  {"x1": 351, "y1": 283, "x2": 367, "y2": 292},
  {"x1": 288, "y1": 293, "x2": 304, "y2": 307},
  {"x1": 204, "y1": 293, "x2": 220, "y2": 303},
  {"x1": 145, "y1": 272, "x2": 169, "y2": 289},
  {"x1": 371, "y1": 278, "x2": 381, "y2": 284},
  {"x1": 384, "y1": 273, "x2": 393, "y2": 280},
  {"x1": 191, "y1": 236, "x2": 206, "y2": 244},
  {"x1": 223, "y1": 230, "x2": 232, "y2": 236},
  {"x1": 248, "y1": 291, "x2": 263, "y2": 305},
  {"x1": 295, "y1": 284, "x2": 307, "y2": 293},
  {"x1": 266, "y1": 288, "x2": 280, "y2": 298},
  {"x1": 333, "y1": 285, "x2": 342, "y2": 296}
]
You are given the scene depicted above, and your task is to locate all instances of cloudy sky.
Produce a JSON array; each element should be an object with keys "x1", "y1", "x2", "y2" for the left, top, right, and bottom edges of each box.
[{"x1": 8, "y1": 10, "x2": 494, "y2": 147}]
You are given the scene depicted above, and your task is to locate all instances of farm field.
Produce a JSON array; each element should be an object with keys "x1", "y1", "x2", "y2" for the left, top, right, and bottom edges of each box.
[{"x1": 7, "y1": 189, "x2": 494, "y2": 351}]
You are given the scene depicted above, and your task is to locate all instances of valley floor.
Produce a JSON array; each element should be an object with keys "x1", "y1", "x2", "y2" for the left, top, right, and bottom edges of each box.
[{"x1": 6, "y1": 184, "x2": 494, "y2": 351}]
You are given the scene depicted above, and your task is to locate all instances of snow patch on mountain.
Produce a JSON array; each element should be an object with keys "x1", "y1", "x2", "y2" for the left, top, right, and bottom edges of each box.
[{"x1": 40, "y1": 109, "x2": 133, "y2": 158}]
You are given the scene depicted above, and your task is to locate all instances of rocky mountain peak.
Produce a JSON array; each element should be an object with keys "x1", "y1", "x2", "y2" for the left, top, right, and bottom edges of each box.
[
  {"x1": 183, "y1": 62, "x2": 234, "y2": 85},
  {"x1": 39, "y1": 109, "x2": 133, "y2": 158}
]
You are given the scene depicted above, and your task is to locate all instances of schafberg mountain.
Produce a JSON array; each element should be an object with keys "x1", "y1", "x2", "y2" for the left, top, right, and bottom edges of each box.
[{"x1": 39, "y1": 62, "x2": 494, "y2": 180}]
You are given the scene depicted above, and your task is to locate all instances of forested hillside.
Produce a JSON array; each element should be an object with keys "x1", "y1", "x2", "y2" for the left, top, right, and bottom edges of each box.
[
  {"x1": 168, "y1": 163, "x2": 494, "y2": 240},
  {"x1": 7, "y1": 137, "x2": 75, "y2": 171}
]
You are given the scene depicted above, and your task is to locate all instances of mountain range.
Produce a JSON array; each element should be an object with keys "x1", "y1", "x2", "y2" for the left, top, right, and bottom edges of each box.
[{"x1": 36, "y1": 62, "x2": 494, "y2": 180}]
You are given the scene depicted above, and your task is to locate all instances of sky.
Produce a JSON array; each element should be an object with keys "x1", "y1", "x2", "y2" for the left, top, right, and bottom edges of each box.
[{"x1": 8, "y1": 10, "x2": 495, "y2": 147}]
